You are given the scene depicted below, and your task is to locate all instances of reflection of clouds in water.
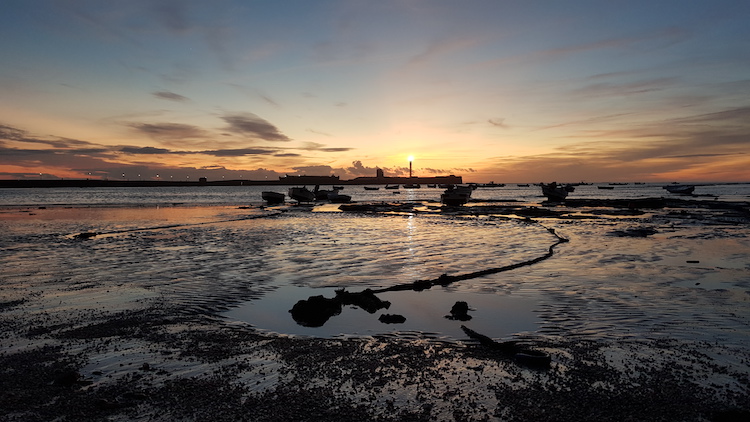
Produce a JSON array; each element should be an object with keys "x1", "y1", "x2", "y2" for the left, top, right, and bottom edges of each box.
[{"x1": 261, "y1": 214, "x2": 557, "y2": 289}]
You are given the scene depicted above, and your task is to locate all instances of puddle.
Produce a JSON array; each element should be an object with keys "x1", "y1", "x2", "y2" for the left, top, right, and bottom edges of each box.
[{"x1": 224, "y1": 283, "x2": 541, "y2": 341}]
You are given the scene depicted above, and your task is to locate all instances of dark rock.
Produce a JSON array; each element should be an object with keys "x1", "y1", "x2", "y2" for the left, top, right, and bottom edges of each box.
[
  {"x1": 378, "y1": 314, "x2": 406, "y2": 324},
  {"x1": 53, "y1": 369, "x2": 80, "y2": 386},
  {"x1": 436, "y1": 273, "x2": 457, "y2": 286},
  {"x1": 289, "y1": 295, "x2": 342, "y2": 327},
  {"x1": 335, "y1": 289, "x2": 391, "y2": 313},
  {"x1": 610, "y1": 227, "x2": 658, "y2": 237},
  {"x1": 446, "y1": 301, "x2": 472, "y2": 321},
  {"x1": 74, "y1": 232, "x2": 97, "y2": 240},
  {"x1": 514, "y1": 349, "x2": 552, "y2": 368}
]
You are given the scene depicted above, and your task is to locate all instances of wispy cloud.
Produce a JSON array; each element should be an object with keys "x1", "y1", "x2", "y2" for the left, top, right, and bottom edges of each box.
[
  {"x1": 221, "y1": 112, "x2": 291, "y2": 142},
  {"x1": 120, "y1": 146, "x2": 172, "y2": 154},
  {"x1": 153, "y1": 90, "x2": 190, "y2": 102},
  {"x1": 298, "y1": 142, "x2": 353, "y2": 152},
  {"x1": 571, "y1": 77, "x2": 678, "y2": 98},
  {"x1": 129, "y1": 122, "x2": 211, "y2": 140},
  {"x1": 200, "y1": 148, "x2": 275, "y2": 157},
  {"x1": 488, "y1": 118, "x2": 507, "y2": 128}
]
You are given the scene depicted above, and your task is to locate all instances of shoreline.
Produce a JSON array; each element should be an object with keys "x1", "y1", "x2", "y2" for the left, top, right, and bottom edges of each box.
[{"x1": 1, "y1": 198, "x2": 749, "y2": 421}]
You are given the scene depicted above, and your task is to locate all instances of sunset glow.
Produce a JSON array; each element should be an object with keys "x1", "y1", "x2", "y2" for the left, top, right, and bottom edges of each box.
[{"x1": 2, "y1": 1, "x2": 749, "y2": 183}]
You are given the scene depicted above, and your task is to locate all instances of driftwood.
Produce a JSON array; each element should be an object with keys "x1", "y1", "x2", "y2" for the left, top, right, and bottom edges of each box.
[{"x1": 461, "y1": 325, "x2": 551, "y2": 368}]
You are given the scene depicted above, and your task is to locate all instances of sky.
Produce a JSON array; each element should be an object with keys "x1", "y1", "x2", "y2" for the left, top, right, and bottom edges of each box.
[{"x1": 1, "y1": 0, "x2": 749, "y2": 183}]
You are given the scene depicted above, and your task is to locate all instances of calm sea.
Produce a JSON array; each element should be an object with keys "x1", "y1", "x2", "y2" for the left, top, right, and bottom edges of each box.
[{"x1": 1, "y1": 182, "x2": 749, "y2": 207}]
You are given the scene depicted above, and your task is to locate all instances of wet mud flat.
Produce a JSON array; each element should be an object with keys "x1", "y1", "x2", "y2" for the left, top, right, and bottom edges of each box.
[{"x1": 1, "y1": 199, "x2": 749, "y2": 421}]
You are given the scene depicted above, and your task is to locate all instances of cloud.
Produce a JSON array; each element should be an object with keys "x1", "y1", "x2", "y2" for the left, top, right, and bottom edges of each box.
[
  {"x1": 0, "y1": 124, "x2": 26, "y2": 140},
  {"x1": 488, "y1": 118, "x2": 507, "y2": 128},
  {"x1": 153, "y1": 90, "x2": 190, "y2": 102},
  {"x1": 298, "y1": 141, "x2": 353, "y2": 152},
  {"x1": 290, "y1": 165, "x2": 338, "y2": 175},
  {"x1": 199, "y1": 148, "x2": 276, "y2": 157},
  {"x1": 120, "y1": 146, "x2": 172, "y2": 154},
  {"x1": 478, "y1": 104, "x2": 750, "y2": 182},
  {"x1": 259, "y1": 94, "x2": 281, "y2": 108},
  {"x1": 129, "y1": 122, "x2": 210, "y2": 140},
  {"x1": 119, "y1": 144, "x2": 279, "y2": 157},
  {"x1": 307, "y1": 129, "x2": 333, "y2": 137},
  {"x1": 221, "y1": 113, "x2": 291, "y2": 142},
  {"x1": 1, "y1": 124, "x2": 94, "y2": 149},
  {"x1": 572, "y1": 77, "x2": 678, "y2": 98}
]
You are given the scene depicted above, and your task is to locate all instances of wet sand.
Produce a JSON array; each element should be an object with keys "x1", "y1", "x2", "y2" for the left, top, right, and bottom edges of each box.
[{"x1": 1, "y1": 200, "x2": 749, "y2": 421}]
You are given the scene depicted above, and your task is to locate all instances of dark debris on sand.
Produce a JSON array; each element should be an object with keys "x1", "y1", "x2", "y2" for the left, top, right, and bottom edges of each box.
[{"x1": 2, "y1": 306, "x2": 749, "y2": 422}]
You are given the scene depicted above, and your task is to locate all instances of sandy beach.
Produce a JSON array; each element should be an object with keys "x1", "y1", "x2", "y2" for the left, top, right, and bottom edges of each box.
[{"x1": 1, "y1": 194, "x2": 749, "y2": 421}]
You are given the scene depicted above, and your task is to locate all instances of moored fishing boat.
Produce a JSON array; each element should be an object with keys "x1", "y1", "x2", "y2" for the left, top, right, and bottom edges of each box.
[
  {"x1": 327, "y1": 191, "x2": 352, "y2": 203},
  {"x1": 541, "y1": 182, "x2": 568, "y2": 201},
  {"x1": 261, "y1": 191, "x2": 285, "y2": 204},
  {"x1": 288, "y1": 187, "x2": 316, "y2": 202},
  {"x1": 441, "y1": 185, "x2": 473, "y2": 206}
]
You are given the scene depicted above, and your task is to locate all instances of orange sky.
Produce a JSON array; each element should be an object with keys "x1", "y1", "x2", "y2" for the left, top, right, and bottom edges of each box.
[{"x1": 2, "y1": 1, "x2": 749, "y2": 183}]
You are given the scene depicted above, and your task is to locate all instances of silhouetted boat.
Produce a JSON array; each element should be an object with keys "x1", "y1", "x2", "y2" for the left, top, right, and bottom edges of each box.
[
  {"x1": 517, "y1": 184, "x2": 530, "y2": 187},
  {"x1": 364, "y1": 186, "x2": 379, "y2": 190},
  {"x1": 403, "y1": 183, "x2": 421, "y2": 188},
  {"x1": 288, "y1": 187, "x2": 315, "y2": 202},
  {"x1": 598, "y1": 186, "x2": 615, "y2": 190},
  {"x1": 327, "y1": 191, "x2": 352, "y2": 203},
  {"x1": 663, "y1": 184, "x2": 695, "y2": 194},
  {"x1": 479, "y1": 182, "x2": 505, "y2": 187},
  {"x1": 261, "y1": 191, "x2": 285, "y2": 204},
  {"x1": 541, "y1": 182, "x2": 568, "y2": 201},
  {"x1": 313, "y1": 185, "x2": 340, "y2": 200},
  {"x1": 441, "y1": 185, "x2": 473, "y2": 206},
  {"x1": 385, "y1": 184, "x2": 399, "y2": 189}
]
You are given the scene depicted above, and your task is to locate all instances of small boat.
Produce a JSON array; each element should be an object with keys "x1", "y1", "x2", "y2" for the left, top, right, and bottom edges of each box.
[
  {"x1": 663, "y1": 184, "x2": 695, "y2": 194},
  {"x1": 541, "y1": 182, "x2": 568, "y2": 201},
  {"x1": 288, "y1": 187, "x2": 316, "y2": 202},
  {"x1": 313, "y1": 185, "x2": 340, "y2": 200},
  {"x1": 441, "y1": 185, "x2": 473, "y2": 206},
  {"x1": 385, "y1": 184, "x2": 399, "y2": 189},
  {"x1": 479, "y1": 182, "x2": 505, "y2": 187},
  {"x1": 261, "y1": 191, "x2": 285, "y2": 204},
  {"x1": 598, "y1": 186, "x2": 615, "y2": 190},
  {"x1": 427, "y1": 184, "x2": 437, "y2": 188},
  {"x1": 517, "y1": 184, "x2": 530, "y2": 187},
  {"x1": 363, "y1": 186, "x2": 380, "y2": 190},
  {"x1": 403, "y1": 183, "x2": 421, "y2": 189},
  {"x1": 333, "y1": 186, "x2": 344, "y2": 190},
  {"x1": 327, "y1": 191, "x2": 352, "y2": 203}
]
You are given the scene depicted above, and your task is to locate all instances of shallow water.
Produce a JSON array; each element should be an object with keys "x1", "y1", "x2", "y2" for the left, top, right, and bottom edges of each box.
[
  {"x1": 2, "y1": 182, "x2": 749, "y2": 207},
  {"x1": 1, "y1": 184, "x2": 749, "y2": 346}
]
